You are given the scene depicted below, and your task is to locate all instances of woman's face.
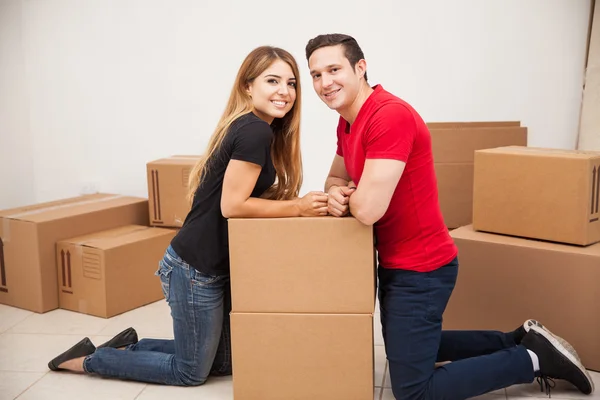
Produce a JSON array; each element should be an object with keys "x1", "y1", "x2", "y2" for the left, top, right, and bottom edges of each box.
[{"x1": 247, "y1": 59, "x2": 297, "y2": 124}]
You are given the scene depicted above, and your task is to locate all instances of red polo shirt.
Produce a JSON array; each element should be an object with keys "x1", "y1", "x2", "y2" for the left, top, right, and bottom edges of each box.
[{"x1": 336, "y1": 85, "x2": 457, "y2": 272}]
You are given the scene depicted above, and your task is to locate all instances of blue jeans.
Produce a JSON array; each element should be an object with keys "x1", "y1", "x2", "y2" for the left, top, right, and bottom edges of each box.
[
  {"x1": 83, "y1": 245, "x2": 232, "y2": 385},
  {"x1": 379, "y1": 257, "x2": 535, "y2": 400}
]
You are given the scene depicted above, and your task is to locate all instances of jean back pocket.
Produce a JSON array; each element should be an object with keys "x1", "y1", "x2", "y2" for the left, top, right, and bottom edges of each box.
[{"x1": 155, "y1": 257, "x2": 174, "y2": 302}]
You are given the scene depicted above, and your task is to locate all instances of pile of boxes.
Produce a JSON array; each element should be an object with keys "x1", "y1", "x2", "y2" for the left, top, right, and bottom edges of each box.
[
  {"x1": 3, "y1": 121, "x2": 598, "y2": 392},
  {"x1": 228, "y1": 217, "x2": 376, "y2": 400},
  {"x1": 443, "y1": 145, "x2": 600, "y2": 371},
  {"x1": 0, "y1": 194, "x2": 174, "y2": 316},
  {"x1": 427, "y1": 121, "x2": 527, "y2": 229},
  {"x1": 0, "y1": 153, "x2": 204, "y2": 317},
  {"x1": 0, "y1": 154, "x2": 208, "y2": 317}
]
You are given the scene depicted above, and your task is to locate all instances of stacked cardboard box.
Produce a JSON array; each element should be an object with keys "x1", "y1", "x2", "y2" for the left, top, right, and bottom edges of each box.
[
  {"x1": 57, "y1": 225, "x2": 176, "y2": 318},
  {"x1": 228, "y1": 217, "x2": 376, "y2": 400},
  {"x1": 443, "y1": 146, "x2": 600, "y2": 371},
  {"x1": 0, "y1": 194, "x2": 150, "y2": 313},
  {"x1": 427, "y1": 121, "x2": 528, "y2": 229},
  {"x1": 146, "y1": 155, "x2": 201, "y2": 228},
  {"x1": 0, "y1": 192, "x2": 179, "y2": 316}
]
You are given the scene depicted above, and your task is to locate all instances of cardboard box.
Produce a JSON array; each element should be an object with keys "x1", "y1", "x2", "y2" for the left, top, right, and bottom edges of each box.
[
  {"x1": 146, "y1": 155, "x2": 201, "y2": 228},
  {"x1": 57, "y1": 225, "x2": 175, "y2": 318},
  {"x1": 231, "y1": 313, "x2": 374, "y2": 400},
  {"x1": 0, "y1": 194, "x2": 149, "y2": 312},
  {"x1": 430, "y1": 126, "x2": 528, "y2": 228},
  {"x1": 444, "y1": 225, "x2": 600, "y2": 371},
  {"x1": 473, "y1": 146, "x2": 600, "y2": 245},
  {"x1": 228, "y1": 217, "x2": 375, "y2": 313}
]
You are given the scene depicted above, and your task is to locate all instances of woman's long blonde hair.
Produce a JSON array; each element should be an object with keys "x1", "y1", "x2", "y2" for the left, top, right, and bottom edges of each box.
[{"x1": 187, "y1": 46, "x2": 303, "y2": 204}]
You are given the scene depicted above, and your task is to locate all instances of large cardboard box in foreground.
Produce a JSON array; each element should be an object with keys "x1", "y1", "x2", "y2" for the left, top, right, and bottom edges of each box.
[
  {"x1": 0, "y1": 194, "x2": 149, "y2": 312},
  {"x1": 146, "y1": 156, "x2": 201, "y2": 228},
  {"x1": 473, "y1": 146, "x2": 600, "y2": 245},
  {"x1": 445, "y1": 225, "x2": 600, "y2": 371},
  {"x1": 228, "y1": 217, "x2": 375, "y2": 313},
  {"x1": 430, "y1": 125, "x2": 527, "y2": 228},
  {"x1": 57, "y1": 225, "x2": 175, "y2": 318},
  {"x1": 231, "y1": 313, "x2": 374, "y2": 400}
]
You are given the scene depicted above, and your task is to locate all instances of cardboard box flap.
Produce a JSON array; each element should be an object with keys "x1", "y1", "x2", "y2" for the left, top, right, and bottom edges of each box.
[
  {"x1": 427, "y1": 121, "x2": 521, "y2": 129},
  {"x1": 60, "y1": 225, "x2": 173, "y2": 250},
  {"x1": 0, "y1": 193, "x2": 110, "y2": 218},
  {"x1": 431, "y1": 127, "x2": 528, "y2": 163},
  {"x1": 452, "y1": 225, "x2": 600, "y2": 256},
  {"x1": 477, "y1": 146, "x2": 600, "y2": 160},
  {"x1": 2, "y1": 195, "x2": 147, "y2": 223},
  {"x1": 148, "y1": 156, "x2": 201, "y2": 166}
]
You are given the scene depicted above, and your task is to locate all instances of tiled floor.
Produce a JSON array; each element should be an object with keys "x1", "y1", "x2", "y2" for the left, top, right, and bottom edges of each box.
[{"x1": 0, "y1": 301, "x2": 598, "y2": 400}]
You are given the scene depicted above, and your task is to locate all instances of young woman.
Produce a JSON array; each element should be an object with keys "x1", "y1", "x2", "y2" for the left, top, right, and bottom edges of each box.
[{"x1": 48, "y1": 46, "x2": 329, "y2": 385}]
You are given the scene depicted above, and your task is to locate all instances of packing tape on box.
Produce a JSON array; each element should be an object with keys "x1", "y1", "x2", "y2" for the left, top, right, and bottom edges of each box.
[
  {"x1": 6, "y1": 195, "x2": 125, "y2": 219},
  {"x1": 68, "y1": 225, "x2": 150, "y2": 247}
]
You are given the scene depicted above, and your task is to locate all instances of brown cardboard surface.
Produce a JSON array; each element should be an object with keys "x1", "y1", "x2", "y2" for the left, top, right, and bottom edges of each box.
[
  {"x1": 445, "y1": 225, "x2": 600, "y2": 371},
  {"x1": 146, "y1": 156, "x2": 201, "y2": 228},
  {"x1": 435, "y1": 163, "x2": 474, "y2": 229},
  {"x1": 231, "y1": 313, "x2": 374, "y2": 400},
  {"x1": 57, "y1": 225, "x2": 175, "y2": 318},
  {"x1": 228, "y1": 217, "x2": 375, "y2": 313},
  {"x1": 430, "y1": 127, "x2": 528, "y2": 228},
  {"x1": 473, "y1": 146, "x2": 600, "y2": 245},
  {"x1": 431, "y1": 127, "x2": 528, "y2": 164},
  {"x1": 427, "y1": 121, "x2": 521, "y2": 129},
  {"x1": 0, "y1": 194, "x2": 149, "y2": 312}
]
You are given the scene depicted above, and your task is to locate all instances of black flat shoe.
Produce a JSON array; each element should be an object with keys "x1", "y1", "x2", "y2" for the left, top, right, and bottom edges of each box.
[
  {"x1": 48, "y1": 337, "x2": 96, "y2": 371},
  {"x1": 97, "y1": 327, "x2": 138, "y2": 349}
]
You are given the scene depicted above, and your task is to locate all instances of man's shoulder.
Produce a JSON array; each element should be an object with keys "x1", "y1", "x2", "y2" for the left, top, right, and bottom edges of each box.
[{"x1": 377, "y1": 89, "x2": 415, "y2": 110}]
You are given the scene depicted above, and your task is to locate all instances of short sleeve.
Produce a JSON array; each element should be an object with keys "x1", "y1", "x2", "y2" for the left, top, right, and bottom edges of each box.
[
  {"x1": 365, "y1": 104, "x2": 416, "y2": 162},
  {"x1": 335, "y1": 117, "x2": 347, "y2": 157},
  {"x1": 231, "y1": 121, "x2": 274, "y2": 167}
]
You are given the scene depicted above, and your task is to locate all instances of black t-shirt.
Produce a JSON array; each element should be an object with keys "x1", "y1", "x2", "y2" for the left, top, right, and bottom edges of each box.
[{"x1": 170, "y1": 112, "x2": 276, "y2": 276}]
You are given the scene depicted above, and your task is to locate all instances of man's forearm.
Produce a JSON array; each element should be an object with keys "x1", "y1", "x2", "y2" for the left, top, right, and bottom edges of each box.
[{"x1": 324, "y1": 176, "x2": 350, "y2": 192}]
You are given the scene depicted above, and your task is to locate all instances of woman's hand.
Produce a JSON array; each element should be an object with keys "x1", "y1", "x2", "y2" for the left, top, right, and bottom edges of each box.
[{"x1": 295, "y1": 191, "x2": 329, "y2": 217}]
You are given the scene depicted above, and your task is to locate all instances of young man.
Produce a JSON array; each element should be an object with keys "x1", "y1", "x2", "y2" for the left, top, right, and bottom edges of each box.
[{"x1": 305, "y1": 33, "x2": 594, "y2": 399}]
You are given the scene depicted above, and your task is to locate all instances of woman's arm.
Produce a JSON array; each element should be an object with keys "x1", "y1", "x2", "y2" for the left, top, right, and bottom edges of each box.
[{"x1": 221, "y1": 160, "x2": 328, "y2": 218}]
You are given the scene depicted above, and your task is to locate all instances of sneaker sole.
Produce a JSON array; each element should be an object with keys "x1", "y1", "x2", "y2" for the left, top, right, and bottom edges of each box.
[
  {"x1": 530, "y1": 325, "x2": 595, "y2": 394},
  {"x1": 526, "y1": 320, "x2": 583, "y2": 362}
]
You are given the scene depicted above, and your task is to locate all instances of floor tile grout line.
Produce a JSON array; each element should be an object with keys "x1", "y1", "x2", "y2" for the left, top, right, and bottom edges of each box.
[
  {"x1": 380, "y1": 361, "x2": 388, "y2": 400},
  {"x1": 2, "y1": 314, "x2": 36, "y2": 335},
  {"x1": 13, "y1": 371, "x2": 49, "y2": 400},
  {"x1": 132, "y1": 384, "x2": 149, "y2": 400}
]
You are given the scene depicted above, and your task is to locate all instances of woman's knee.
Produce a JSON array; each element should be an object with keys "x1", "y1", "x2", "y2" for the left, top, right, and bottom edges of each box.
[
  {"x1": 175, "y1": 365, "x2": 208, "y2": 386},
  {"x1": 175, "y1": 371, "x2": 208, "y2": 386}
]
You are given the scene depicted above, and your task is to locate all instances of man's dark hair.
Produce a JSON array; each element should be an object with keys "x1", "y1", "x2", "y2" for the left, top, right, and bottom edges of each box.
[{"x1": 305, "y1": 33, "x2": 368, "y2": 81}]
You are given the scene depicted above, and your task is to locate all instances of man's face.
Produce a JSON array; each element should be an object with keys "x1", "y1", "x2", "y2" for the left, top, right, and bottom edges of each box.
[{"x1": 308, "y1": 45, "x2": 363, "y2": 113}]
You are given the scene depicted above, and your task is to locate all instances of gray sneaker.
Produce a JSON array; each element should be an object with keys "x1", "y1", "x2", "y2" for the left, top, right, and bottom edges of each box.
[
  {"x1": 522, "y1": 319, "x2": 582, "y2": 362},
  {"x1": 522, "y1": 325, "x2": 594, "y2": 395}
]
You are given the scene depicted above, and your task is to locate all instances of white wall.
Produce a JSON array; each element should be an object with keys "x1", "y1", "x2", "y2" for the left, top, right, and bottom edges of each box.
[
  {"x1": 0, "y1": 0, "x2": 34, "y2": 209},
  {"x1": 0, "y1": 0, "x2": 592, "y2": 208},
  {"x1": 578, "y1": 0, "x2": 600, "y2": 151}
]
